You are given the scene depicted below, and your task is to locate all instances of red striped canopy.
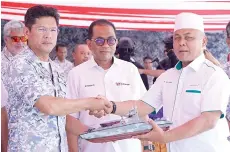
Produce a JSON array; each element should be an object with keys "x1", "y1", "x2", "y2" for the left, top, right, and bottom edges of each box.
[{"x1": 1, "y1": 0, "x2": 230, "y2": 31}]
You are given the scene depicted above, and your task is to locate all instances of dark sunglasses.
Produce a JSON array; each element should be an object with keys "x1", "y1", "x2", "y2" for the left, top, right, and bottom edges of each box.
[
  {"x1": 92, "y1": 37, "x2": 117, "y2": 46},
  {"x1": 10, "y1": 36, "x2": 28, "y2": 43}
]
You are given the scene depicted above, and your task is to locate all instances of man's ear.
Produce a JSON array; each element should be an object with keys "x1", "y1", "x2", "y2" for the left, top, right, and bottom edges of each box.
[
  {"x1": 24, "y1": 27, "x2": 30, "y2": 36},
  {"x1": 86, "y1": 39, "x2": 92, "y2": 50},
  {"x1": 202, "y1": 36, "x2": 208, "y2": 48},
  {"x1": 4, "y1": 36, "x2": 8, "y2": 43}
]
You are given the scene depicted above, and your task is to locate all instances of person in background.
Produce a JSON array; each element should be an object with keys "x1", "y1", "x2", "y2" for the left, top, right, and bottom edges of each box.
[
  {"x1": 54, "y1": 43, "x2": 73, "y2": 77},
  {"x1": 143, "y1": 56, "x2": 155, "y2": 88},
  {"x1": 1, "y1": 81, "x2": 8, "y2": 152},
  {"x1": 72, "y1": 44, "x2": 92, "y2": 66},
  {"x1": 139, "y1": 36, "x2": 178, "y2": 79},
  {"x1": 1, "y1": 20, "x2": 27, "y2": 79}
]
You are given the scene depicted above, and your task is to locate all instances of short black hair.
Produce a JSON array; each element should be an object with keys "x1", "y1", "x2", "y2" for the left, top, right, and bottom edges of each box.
[
  {"x1": 226, "y1": 21, "x2": 230, "y2": 38},
  {"x1": 25, "y1": 5, "x2": 60, "y2": 30},
  {"x1": 88, "y1": 19, "x2": 116, "y2": 39},
  {"x1": 56, "y1": 44, "x2": 67, "y2": 52},
  {"x1": 143, "y1": 56, "x2": 153, "y2": 62}
]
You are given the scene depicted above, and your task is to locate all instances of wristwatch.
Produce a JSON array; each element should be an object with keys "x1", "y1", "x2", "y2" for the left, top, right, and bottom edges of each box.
[
  {"x1": 110, "y1": 101, "x2": 116, "y2": 114},
  {"x1": 143, "y1": 145, "x2": 154, "y2": 151}
]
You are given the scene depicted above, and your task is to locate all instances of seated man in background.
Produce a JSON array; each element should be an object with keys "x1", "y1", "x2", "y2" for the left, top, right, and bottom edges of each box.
[{"x1": 72, "y1": 44, "x2": 92, "y2": 66}]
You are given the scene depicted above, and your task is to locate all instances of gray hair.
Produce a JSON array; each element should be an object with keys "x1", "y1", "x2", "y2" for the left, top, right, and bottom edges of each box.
[{"x1": 3, "y1": 20, "x2": 25, "y2": 37}]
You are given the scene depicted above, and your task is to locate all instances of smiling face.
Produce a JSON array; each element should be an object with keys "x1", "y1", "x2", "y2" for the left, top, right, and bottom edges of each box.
[
  {"x1": 87, "y1": 25, "x2": 117, "y2": 63},
  {"x1": 173, "y1": 28, "x2": 207, "y2": 66},
  {"x1": 25, "y1": 16, "x2": 58, "y2": 56}
]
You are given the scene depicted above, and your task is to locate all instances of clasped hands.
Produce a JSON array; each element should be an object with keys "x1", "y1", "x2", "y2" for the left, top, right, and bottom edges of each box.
[{"x1": 87, "y1": 95, "x2": 112, "y2": 118}]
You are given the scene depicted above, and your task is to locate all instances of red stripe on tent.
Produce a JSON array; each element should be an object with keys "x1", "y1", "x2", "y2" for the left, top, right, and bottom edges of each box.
[
  {"x1": 2, "y1": 1, "x2": 230, "y2": 16},
  {"x1": 1, "y1": 18, "x2": 225, "y2": 31}
]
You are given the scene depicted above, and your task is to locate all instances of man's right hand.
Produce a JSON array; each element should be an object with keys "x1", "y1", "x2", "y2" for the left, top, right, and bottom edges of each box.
[
  {"x1": 86, "y1": 96, "x2": 112, "y2": 113},
  {"x1": 87, "y1": 96, "x2": 113, "y2": 118}
]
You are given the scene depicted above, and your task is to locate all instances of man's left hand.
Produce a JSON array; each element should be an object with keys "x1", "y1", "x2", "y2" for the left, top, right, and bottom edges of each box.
[{"x1": 134, "y1": 119, "x2": 166, "y2": 143}]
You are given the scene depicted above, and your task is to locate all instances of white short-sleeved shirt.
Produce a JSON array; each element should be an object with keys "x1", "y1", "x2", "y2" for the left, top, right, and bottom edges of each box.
[
  {"x1": 67, "y1": 57, "x2": 146, "y2": 152},
  {"x1": 1, "y1": 81, "x2": 8, "y2": 108},
  {"x1": 141, "y1": 53, "x2": 230, "y2": 152}
]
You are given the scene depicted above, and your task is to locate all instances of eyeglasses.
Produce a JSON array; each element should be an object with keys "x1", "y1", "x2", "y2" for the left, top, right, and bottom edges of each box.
[
  {"x1": 91, "y1": 37, "x2": 117, "y2": 46},
  {"x1": 32, "y1": 26, "x2": 59, "y2": 34},
  {"x1": 10, "y1": 36, "x2": 28, "y2": 42}
]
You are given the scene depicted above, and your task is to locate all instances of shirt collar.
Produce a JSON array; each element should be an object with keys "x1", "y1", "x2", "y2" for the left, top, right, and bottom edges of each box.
[
  {"x1": 2, "y1": 46, "x2": 14, "y2": 60},
  {"x1": 175, "y1": 53, "x2": 205, "y2": 72},
  {"x1": 88, "y1": 56, "x2": 121, "y2": 69},
  {"x1": 24, "y1": 48, "x2": 53, "y2": 65},
  {"x1": 55, "y1": 57, "x2": 67, "y2": 64}
]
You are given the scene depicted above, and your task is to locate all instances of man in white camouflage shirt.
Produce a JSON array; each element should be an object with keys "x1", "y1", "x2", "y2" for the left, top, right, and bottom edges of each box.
[{"x1": 3, "y1": 5, "x2": 111, "y2": 152}]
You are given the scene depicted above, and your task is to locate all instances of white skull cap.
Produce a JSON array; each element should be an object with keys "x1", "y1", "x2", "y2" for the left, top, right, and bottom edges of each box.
[{"x1": 174, "y1": 12, "x2": 204, "y2": 33}]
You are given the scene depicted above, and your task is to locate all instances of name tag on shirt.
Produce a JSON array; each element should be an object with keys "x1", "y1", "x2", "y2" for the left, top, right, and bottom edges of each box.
[{"x1": 85, "y1": 84, "x2": 95, "y2": 87}]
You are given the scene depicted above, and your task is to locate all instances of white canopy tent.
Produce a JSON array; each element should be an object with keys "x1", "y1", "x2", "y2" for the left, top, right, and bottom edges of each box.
[{"x1": 1, "y1": 0, "x2": 230, "y2": 31}]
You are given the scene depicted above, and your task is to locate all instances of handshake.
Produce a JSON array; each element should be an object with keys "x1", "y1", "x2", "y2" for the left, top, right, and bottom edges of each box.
[{"x1": 86, "y1": 95, "x2": 114, "y2": 118}]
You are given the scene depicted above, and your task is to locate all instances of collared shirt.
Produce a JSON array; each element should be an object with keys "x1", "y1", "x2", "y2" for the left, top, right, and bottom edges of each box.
[
  {"x1": 1, "y1": 46, "x2": 14, "y2": 80},
  {"x1": 1, "y1": 46, "x2": 28, "y2": 80},
  {"x1": 67, "y1": 57, "x2": 146, "y2": 152},
  {"x1": 1, "y1": 81, "x2": 8, "y2": 108},
  {"x1": 54, "y1": 57, "x2": 73, "y2": 78},
  {"x1": 141, "y1": 54, "x2": 230, "y2": 152},
  {"x1": 3, "y1": 48, "x2": 68, "y2": 152}
]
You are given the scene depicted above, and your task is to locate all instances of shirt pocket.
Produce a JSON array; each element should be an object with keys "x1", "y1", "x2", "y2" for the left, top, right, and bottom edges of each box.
[{"x1": 182, "y1": 88, "x2": 202, "y2": 116}]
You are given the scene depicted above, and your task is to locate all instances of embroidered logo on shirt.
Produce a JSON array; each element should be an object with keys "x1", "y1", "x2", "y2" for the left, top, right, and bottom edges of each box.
[
  {"x1": 188, "y1": 84, "x2": 200, "y2": 87},
  {"x1": 115, "y1": 82, "x2": 130, "y2": 86},
  {"x1": 164, "y1": 81, "x2": 172, "y2": 83},
  {"x1": 85, "y1": 84, "x2": 95, "y2": 87}
]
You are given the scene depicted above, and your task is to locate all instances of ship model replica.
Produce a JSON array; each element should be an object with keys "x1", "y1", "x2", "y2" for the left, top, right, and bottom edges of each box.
[{"x1": 80, "y1": 106, "x2": 172, "y2": 143}]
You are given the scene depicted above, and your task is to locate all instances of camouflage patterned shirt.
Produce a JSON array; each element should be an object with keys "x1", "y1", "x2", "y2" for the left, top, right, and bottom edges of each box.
[
  {"x1": 3, "y1": 48, "x2": 68, "y2": 152},
  {"x1": 1, "y1": 46, "x2": 14, "y2": 80}
]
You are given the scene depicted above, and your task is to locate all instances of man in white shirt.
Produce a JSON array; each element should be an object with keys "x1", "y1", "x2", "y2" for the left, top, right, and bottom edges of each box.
[
  {"x1": 54, "y1": 44, "x2": 73, "y2": 76},
  {"x1": 92, "y1": 13, "x2": 230, "y2": 152},
  {"x1": 72, "y1": 44, "x2": 92, "y2": 67},
  {"x1": 66, "y1": 19, "x2": 147, "y2": 152}
]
